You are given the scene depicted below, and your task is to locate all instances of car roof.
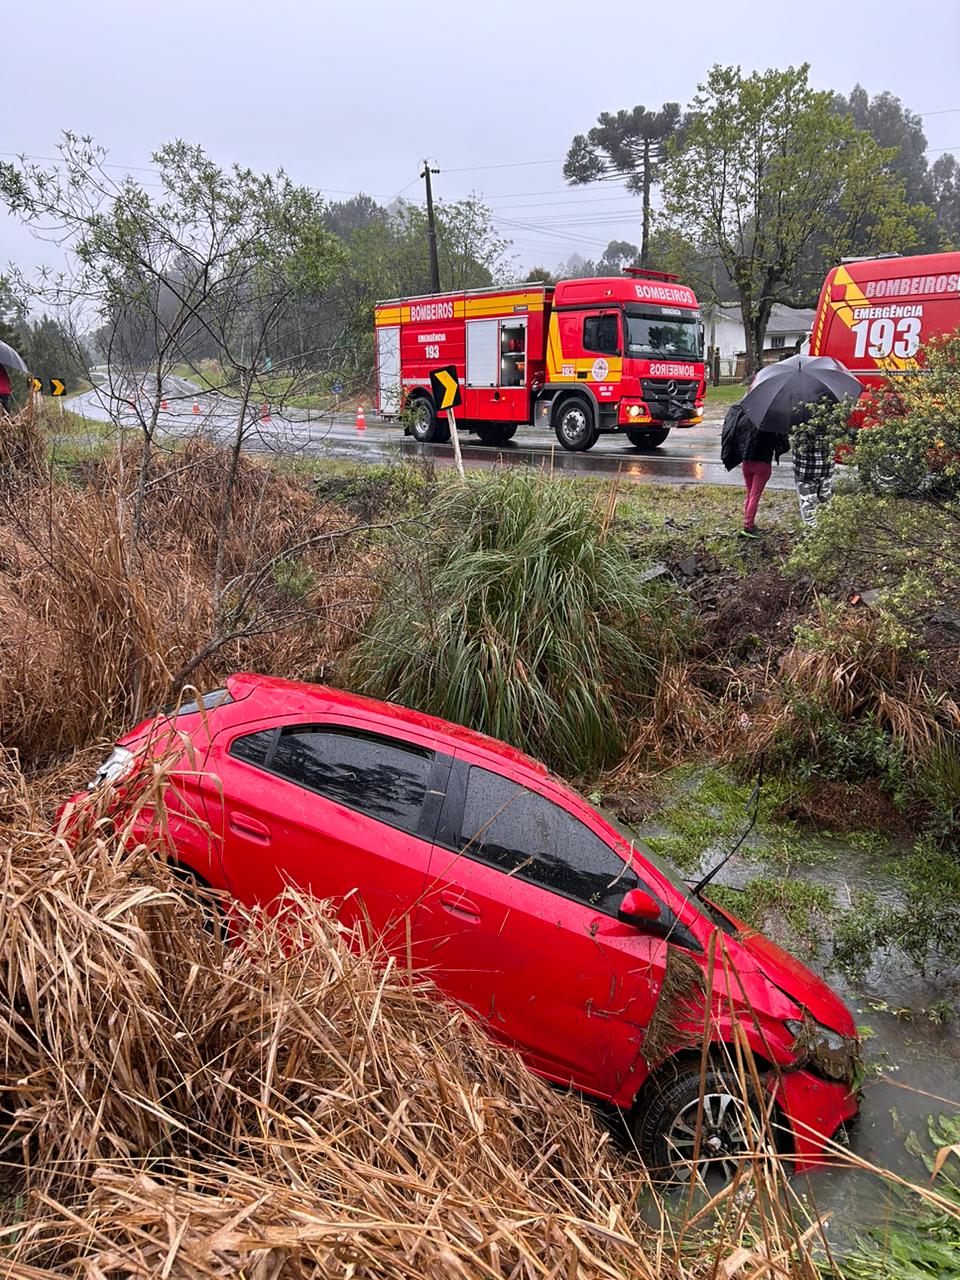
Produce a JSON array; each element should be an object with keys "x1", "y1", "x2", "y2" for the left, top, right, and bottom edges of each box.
[{"x1": 225, "y1": 673, "x2": 551, "y2": 779}]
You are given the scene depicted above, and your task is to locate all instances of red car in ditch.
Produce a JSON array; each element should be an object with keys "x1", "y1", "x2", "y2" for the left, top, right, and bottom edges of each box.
[{"x1": 69, "y1": 674, "x2": 860, "y2": 1179}]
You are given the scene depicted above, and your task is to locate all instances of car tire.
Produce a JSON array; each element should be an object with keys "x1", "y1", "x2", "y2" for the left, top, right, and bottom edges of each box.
[
  {"x1": 475, "y1": 423, "x2": 517, "y2": 446},
  {"x1": 409, "y1": 396, "x2": 441, "y2": 443},
  {"x1": 626, "y1": 427, "x2": 671, "y2": 449},
  {"x1": 633, "y1": 1066, "x2": 770, "y2": 1186},
  {"x1": 554, "y1": 399, "x2": 598, "y2": 451}
]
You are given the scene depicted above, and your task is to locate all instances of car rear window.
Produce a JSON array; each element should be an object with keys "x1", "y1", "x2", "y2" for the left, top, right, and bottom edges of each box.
[
  {"x1": 233, "y1": 725, "x2": 433, "y2": 836},
  {"x1": 460, "y1": 765, "x2": 636, "y2": 914},
  {"x1": 164, "y1": 688, "x2": 233, "y2": 717}
]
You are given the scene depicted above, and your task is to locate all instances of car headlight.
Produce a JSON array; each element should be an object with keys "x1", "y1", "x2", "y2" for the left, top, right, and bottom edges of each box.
[
  {"x1": 786, "y1": 1017, "x2": 859, "y2": 1085},
  {"x1": 88, "y1": 745, "x2": 136, "y2": 791}
]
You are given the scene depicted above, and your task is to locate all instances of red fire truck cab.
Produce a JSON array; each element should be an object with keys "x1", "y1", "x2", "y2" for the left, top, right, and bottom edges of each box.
[
  {"x1": 374, "y1": 269, "x2": 705, "y2": 452},
  {"x1": 810, "y1": 250, "x2": 960, "y2": 388}
]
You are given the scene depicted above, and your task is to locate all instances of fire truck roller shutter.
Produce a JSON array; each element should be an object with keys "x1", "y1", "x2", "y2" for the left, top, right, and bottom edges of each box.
[
  {"x1": 376, "y1": 325, "x2": 401, "y2": 416},
  {"x1": 466, "y1": 319, "x2": 499, "y2": 387}
]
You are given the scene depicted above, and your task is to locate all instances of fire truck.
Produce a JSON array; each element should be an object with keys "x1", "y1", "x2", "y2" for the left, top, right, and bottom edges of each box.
[
  {"x1": 809, "y1": 250, "x2": 960, "y2": 388},
  {"x1": 374, "y1": 269, "x2": 705, "y2": 452}
]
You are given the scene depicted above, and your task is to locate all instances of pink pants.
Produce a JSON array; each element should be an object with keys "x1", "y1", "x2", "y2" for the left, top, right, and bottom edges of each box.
[{"x1": 742, "y1": 461, "x2": 772, "y2": 529}]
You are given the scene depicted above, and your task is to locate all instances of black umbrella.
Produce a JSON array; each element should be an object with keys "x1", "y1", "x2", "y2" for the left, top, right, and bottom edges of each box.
[
  {"x1": 0, "y1": 339, "x2": 28, "y2": 375},
  {"x1": 740, "y1": 355, "x2": 863, "y2": 437}
]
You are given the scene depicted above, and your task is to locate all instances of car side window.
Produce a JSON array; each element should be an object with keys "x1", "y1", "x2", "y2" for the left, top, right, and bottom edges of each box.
[
  {"x1": 583, "y1": 313, "x2": 620, "y2": 356},
  {"x1": 229, "y1": 728, "x2": 275, "y2": 768},
  {"x1": 230, "y1": 726, "x2": 433, "y2": 836},
  {"x1": 459, "y1": 765, "x2": 636, "y2": 913}
]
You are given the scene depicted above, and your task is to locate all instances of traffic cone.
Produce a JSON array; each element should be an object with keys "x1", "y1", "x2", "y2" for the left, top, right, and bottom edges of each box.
[
  {"x1": 260, "y1": 401, "x2": 271, "y2": 423},
  {"x1": 355, "y1": 404, "x2": 366, "y2": 431},
  {"x1": 192, "y1": 400, "x2": 200, "y2": 415}
]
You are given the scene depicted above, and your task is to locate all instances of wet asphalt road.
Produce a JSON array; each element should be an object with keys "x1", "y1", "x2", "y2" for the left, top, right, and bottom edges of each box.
[{"x1": 68, "y1": 376, "x2": 793, "y2": 489}]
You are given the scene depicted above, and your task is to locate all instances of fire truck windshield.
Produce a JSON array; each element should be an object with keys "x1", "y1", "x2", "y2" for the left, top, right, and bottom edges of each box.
[{"x1": 625, "y1": 308, "x2": 702, "y2": 360}]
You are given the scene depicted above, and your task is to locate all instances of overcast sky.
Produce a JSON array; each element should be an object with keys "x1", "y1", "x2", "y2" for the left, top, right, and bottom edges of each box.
[{"x1": 4, "y1": 0, "x2": 959, "y2": 284}]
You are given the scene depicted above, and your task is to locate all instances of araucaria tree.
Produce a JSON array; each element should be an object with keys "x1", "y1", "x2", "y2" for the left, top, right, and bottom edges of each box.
[
  {"x1": 661, "y1": 65, "x2": 925, "y2": 376},
  {"x1": 564, "y1": 104, "x2": 682, "y2": 267}
]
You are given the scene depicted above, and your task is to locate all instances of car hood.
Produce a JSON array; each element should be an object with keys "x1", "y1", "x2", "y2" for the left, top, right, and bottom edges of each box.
[{"x1": 732, "y1": 925, "x2": 856, "y2": 1038}]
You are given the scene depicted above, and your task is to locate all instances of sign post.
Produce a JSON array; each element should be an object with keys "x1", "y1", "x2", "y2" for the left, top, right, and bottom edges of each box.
[
  {"x1": 429, "y1": 365, "x2": 465, "y2": 480},
  {"x1": 47, "y1": 378, "x2": 65, "y2": 416}
]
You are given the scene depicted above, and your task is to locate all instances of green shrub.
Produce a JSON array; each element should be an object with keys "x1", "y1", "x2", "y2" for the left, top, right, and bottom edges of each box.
[{"x1": 348, "y1": 470, "x2": 670, "y2": 775}]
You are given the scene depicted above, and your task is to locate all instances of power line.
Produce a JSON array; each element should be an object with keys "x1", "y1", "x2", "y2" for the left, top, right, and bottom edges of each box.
[
  {"x1": 490, "y1": 214, "x2": 613, "y2": 251},
  {"x1": 442, "y1": 158, "x2": 562, "y2": 173},
  {"x1": 487, "y1": 193, "x2": 642, "y2": 212}
]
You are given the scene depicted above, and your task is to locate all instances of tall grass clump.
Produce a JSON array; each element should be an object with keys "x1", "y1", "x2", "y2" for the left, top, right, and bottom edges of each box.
[{"x1": 349, "y1": 470, "x2": 670, "y2": 775}]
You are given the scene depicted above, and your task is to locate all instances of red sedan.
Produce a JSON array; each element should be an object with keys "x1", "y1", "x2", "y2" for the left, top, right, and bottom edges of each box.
[{"x1": 72, "y1": 673, "x2": 860, "y2": 1181}]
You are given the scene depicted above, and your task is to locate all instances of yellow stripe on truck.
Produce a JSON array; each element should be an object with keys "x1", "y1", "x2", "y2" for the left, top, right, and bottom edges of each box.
[{"x1": 464, "y1": 292, "x2": 545, "y2": 318}]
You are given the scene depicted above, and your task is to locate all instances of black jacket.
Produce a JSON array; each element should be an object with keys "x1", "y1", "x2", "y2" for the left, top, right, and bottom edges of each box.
[{"x1": 720, "y1": 402, "x2": 788, "y2": 471}]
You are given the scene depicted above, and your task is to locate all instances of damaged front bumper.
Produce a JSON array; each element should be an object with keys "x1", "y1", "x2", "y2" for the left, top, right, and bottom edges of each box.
[
  {"x1": 776, "y1": 1016, "x2": 862, "y2": 1167},
  {"x1": 775, "y1": 1067, "x2": 860, "y2": 1168}
]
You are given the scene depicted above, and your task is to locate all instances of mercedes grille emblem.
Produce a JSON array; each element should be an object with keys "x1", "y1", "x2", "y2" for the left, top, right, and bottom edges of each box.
[{"x1": 665, "y1": 380, "x2": 677, "y2": 395}]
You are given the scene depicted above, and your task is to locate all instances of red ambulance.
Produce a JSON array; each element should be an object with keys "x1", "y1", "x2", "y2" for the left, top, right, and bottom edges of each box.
[
  {"x1": 374, "y1": 269, "x2": 705, "y2": 452},
  {"x1": 809, "y1": 250, "x2": 960, "y2": 388}
]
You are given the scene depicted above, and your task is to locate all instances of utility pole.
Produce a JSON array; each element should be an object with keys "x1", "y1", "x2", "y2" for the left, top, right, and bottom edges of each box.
[{"x1": 421, "y1": 159, "x2": 441, "y2": 293}]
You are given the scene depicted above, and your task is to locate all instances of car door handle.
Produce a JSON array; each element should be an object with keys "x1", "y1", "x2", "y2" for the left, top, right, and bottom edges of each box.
[
  {"x1": 229, "y1": 812, "x2": 270, "y2": 842},
  {"x1": 439, "y1": 889, "x2": 481, "y2": 921}
]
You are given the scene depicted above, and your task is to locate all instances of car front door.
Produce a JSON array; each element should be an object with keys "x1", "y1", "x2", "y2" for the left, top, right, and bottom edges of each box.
[
  {"x1": 413, "y1": 752, "x2": 671, "y2": 1099},
  {"x1": 204, "y1": 716, "x2": 449, "y2": 957}
]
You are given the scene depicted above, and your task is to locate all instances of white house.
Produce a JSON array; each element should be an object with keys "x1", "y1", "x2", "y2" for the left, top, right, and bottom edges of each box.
[{"x1": 703, "y1": 303, "x2": 817, "y2": 375}]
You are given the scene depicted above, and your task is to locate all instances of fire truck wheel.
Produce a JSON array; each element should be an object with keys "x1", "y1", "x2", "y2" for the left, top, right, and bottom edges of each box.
[
  {"x1": 554, "y1": 399, "x2": 598, "y2": 451},
  {"x1": 409, "y1": 396, "x2": 441, "y2": 443},
  {"x1": 626, "y1": 427, "x2": 671, "y2": 449},
  {"x1": 475, "y1": 424, "x2": 517, "y2": 446}
]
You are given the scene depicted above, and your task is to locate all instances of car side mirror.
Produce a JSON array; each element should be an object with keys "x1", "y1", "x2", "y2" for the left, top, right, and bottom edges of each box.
[{"x1": 618, "y1": 888, "x2": 662, "y2": 923}]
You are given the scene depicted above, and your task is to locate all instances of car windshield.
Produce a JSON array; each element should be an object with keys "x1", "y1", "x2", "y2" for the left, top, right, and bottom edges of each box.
[
  {"x1": 626, "y1": 308, "x2": 702, "y2": 359},
  {"x1": 594, "y1": 804, "x2": 691, "y2": 898}
]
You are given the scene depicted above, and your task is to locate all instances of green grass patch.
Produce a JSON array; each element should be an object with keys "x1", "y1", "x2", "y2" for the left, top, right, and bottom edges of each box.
[
  {"x1": 704, "y1": 382, "x2": 746, "y2": 406},
  {"x1": 709, "y1": 877, "x2": 833, "y2": 955}
]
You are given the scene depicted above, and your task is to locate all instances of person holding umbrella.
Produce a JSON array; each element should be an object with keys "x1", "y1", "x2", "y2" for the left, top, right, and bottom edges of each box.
[
  {"x1": 738, "y1": 355, "x2": 864, "y2": 528},
  {"x1": 0, "y1": 339, "x2": 30, "y2": 416},
  {"x1": 720, "y1": 398, "x2": 788, "y2": 539}
]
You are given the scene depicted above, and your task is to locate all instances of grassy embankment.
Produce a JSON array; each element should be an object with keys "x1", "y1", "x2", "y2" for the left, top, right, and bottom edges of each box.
[
  {"x1": 703, "y1": 381, "x2": 746, "y2": 407},
  {"x1": 170, "y1": 359, "x2": 368, "y2": 411},
  {"x1": 0, "y1": 401, "x2": 957, "y2": 1274}
]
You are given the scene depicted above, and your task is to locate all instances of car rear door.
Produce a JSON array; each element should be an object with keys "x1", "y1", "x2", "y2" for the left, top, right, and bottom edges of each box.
[
  {"x1": 412, "y1": 751, "x2": 670, "y2": 1099},
  {"x1": 204, "y1": 715, "x2": 450, "y2": 957}
]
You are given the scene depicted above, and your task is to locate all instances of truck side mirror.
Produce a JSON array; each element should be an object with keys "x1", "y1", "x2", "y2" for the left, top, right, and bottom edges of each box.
[{"x1": 618, "y1": 888, "x2": 661, "y2": 923}]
